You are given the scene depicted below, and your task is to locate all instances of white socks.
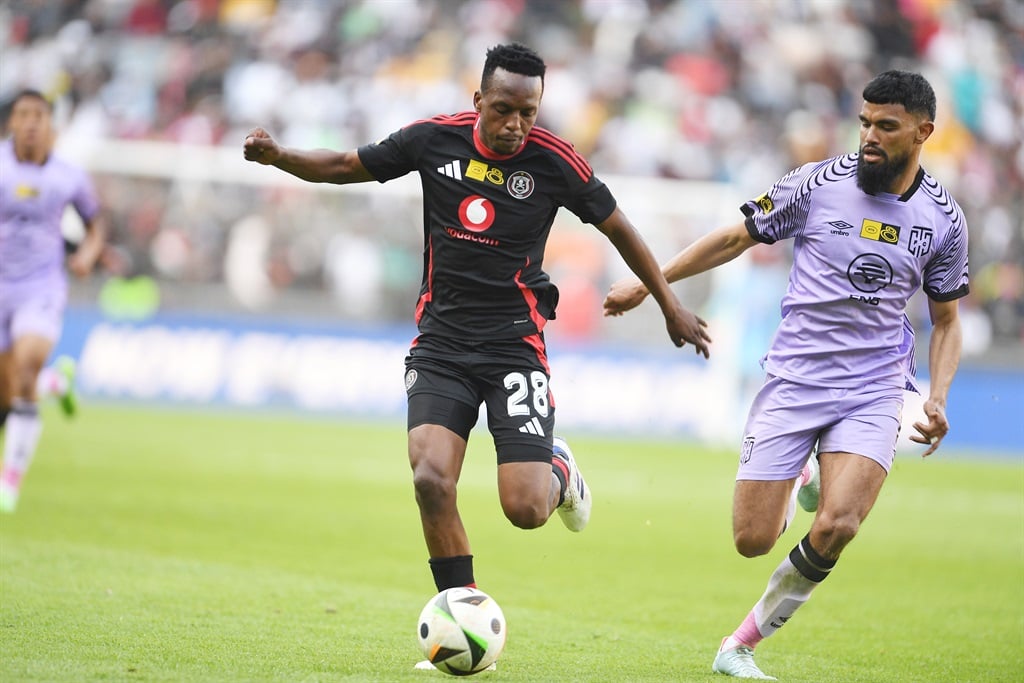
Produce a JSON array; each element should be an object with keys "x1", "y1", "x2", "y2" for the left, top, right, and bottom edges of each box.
[{"x1": 1, "y1": 401, "x2": 42, "y2": 489}]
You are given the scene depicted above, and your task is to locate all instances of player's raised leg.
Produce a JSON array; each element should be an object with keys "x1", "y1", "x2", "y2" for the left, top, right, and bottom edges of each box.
[
  {"x1": 797, "y1": 448, "x2": 820, "y2": 513},
  {"x1": 36, "y1": 355, "x2": 78, "y2": 417}
]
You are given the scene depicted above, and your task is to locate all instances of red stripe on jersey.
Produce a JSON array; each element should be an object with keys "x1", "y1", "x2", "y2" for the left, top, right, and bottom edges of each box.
[
  {"x1": 529, "y1": 127, "x2": 592, "y2": 182},
  {"x1": 520, "y1": 333, "x2": 551, "y2": 378},
  {"x1": 405, "y1": 111, "x2": 477, "y2": 129},
  {"x1": 514, "y1": 262, "x2": 549, "y2": 335},
  {"x1": 414, "y1": 236, "x2": 435, "y2": 326}
]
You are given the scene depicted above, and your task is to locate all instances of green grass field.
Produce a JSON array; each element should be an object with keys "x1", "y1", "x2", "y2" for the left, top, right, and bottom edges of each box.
[{"x1": 1, "y1": 404, "x2": 1021, "y2": 682}]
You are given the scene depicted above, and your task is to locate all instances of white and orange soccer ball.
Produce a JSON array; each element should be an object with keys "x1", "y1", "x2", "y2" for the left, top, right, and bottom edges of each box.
[{"x1": 416, "y1": 587, "x2": 507, "y2": 675}]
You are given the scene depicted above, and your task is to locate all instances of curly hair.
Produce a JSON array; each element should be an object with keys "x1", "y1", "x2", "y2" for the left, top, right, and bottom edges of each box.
[
  {"x1": 863, "y1": 70, "x2": 936, "y2": 121},
  {"x1": 481, "y1": 43, "x2": 546, "y2": 92}
]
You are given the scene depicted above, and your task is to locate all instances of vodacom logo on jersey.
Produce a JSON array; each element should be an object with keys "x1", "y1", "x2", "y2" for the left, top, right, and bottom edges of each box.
[
  {"x1": 446, "y1": 195, "x2": 500, "y2": 246},
  {"x1": 458, "y1": 195, "x2": 495, "y2": 232}
]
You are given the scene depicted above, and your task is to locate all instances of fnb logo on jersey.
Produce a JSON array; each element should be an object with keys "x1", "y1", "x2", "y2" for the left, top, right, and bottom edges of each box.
[{"x1": 859, "y1": 219, "x2": 901, "y2": 244}]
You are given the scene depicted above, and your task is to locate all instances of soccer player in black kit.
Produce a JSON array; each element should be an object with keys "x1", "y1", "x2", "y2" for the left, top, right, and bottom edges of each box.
[{"x1": 244, "y1": 43, "x2": 711, "y2": 657}]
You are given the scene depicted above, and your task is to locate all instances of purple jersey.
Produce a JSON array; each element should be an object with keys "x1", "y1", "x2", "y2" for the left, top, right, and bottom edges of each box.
[
  {"x1": 743, "y1": 154, "x2": 969, "y2": 390},
  {"x1": 0, "y1": 138, "x2": 99, "y2": 289}
]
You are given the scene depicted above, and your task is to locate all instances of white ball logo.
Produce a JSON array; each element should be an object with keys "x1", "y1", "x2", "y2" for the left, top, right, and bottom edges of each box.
[{"x1": 458, "y1": 195, "x2": 495, "y2": 232}]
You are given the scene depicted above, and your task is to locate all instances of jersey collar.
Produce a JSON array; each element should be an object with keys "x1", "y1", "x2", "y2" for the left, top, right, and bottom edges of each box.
[
  {"x1": 898, "y1": 167, "x2": 925, "y2": 202},
  {"x1": 473, "y1": 117, "x2": 526, "y2": 161}
]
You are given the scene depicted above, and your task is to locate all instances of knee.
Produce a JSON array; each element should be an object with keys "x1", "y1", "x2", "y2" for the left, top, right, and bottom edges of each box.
[
  {"x1": 411, "y1": 465, "x2": 455, "y2": 514},
  {"x1": 501, "y1": 496, "x2": 548, "y2": 530},
  {"x1": 733, "y1": 529, "x2": 777, "y2": 558},
  {"x1": 814, "y1": 511, "x2": 861, "y2": 549}
]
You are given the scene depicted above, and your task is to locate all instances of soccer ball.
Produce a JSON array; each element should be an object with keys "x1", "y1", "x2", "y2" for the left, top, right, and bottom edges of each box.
[{"x1": 417, "y1": 587, "x2": 507, "y2": 675}]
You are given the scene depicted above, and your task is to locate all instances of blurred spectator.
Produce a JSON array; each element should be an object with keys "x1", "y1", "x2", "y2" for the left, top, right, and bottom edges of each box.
[{"x1": 2, "y1": 0, "x2": 1020, "y2": 354}]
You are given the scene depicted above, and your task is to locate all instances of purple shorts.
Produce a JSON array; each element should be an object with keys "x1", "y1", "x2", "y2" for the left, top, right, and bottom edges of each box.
[
  {"x1": 0, "y1": 284, "x2": 67, "y2": 351},
  {"x1": 737, "y1": 374, "x2": 904, "y2": 480}
]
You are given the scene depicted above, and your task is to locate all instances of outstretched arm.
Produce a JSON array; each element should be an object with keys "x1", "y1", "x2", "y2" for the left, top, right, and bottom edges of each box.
[
  {"x1": 243, "y1": 127, "x2": 375, "y2": 185},
  {"x1": 594, "y1": 207, "x2": 711, "y2": 358},
  {"x1": 910, "y1": 297, "x2": 962, "y2": 456},
  {"x1": 603, "y1": 221, "x2": 758, "y2": 316},
  {"x1": 67, "y1": 213, "x2": 107, "y2": 278}
]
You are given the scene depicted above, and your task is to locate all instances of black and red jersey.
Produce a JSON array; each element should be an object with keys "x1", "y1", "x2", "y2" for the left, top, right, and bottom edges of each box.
[{"x1": 357, "y1": 111, "x2": 617, "y2": 341}]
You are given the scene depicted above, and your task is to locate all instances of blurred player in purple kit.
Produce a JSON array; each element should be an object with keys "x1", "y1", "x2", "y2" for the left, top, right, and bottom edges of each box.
[
  {"x1": 0, "y1": 89, "x2": 106, "y2": 513},
  {"x1": 244, "y1": 43, "x2": 711, "y2": 668},
  {"x1": 605, "y1": 71, "x2": 968, "y2": 679}
]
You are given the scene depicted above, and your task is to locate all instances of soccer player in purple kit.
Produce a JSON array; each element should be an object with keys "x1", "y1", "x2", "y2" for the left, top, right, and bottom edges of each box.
[
  {"x1": 244, "y1": 41, "x2": 711, "y2": 667},
  {"x1": 0, "y1": 89, "x2": 107, "y2": 513},
  {"x1": 605, "y1": 71, "x2": 968, "y2": 679}
]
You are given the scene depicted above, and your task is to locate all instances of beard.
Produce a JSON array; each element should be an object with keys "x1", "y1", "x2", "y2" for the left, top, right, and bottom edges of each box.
[{"x1": 856, "y1": 147, "x2": 911, "y2": 195}]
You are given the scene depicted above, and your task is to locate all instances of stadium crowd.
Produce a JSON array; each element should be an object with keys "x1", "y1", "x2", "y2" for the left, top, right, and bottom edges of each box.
[{"x1": 1, "y1": 0, "x2": 1021, "y2": 355}]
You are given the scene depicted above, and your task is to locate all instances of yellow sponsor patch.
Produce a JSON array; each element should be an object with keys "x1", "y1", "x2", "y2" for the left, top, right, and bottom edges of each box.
[
  {"x1": 756, "y1": 193, "x2": 773, "y2": 213},
  {"x1": 466, "y1": 159, "x2": 488, "y2": 182},
  {"x1": 879, "y1": 224, "x2": 900, "y2": 244},
  {"x1": 15, "y1": 184, "x2": 39, "y2": 199},
  {"x1": 485, "y1": 167, "x2": 504, "y2": 185},
  {"x1": 860, "y1": 219, "x2": 882, "y2": 240},
  {"x1": 860, "y1": 219, "x2": 900, "y2": 244}
]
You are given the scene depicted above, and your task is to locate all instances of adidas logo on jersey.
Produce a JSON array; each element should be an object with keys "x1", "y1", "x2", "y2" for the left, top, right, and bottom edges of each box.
[
  {"x1": 518, "y1": 417, "x2": 545, "y2": 436},
  {"x1": 437, "y1": 160, "x2": 462, "y2": 180}
]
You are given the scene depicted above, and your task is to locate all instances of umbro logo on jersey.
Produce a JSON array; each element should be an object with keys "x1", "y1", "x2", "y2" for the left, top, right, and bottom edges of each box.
[
  {"x1": 828, "y1": 220, "x2": 853, "y2": 236},
  {"x1": 437, "y1": 160, "x2": 462, "y2": 180},
  {"x1": 518, "y1": 417, "x2": 545, "y2": 436}
]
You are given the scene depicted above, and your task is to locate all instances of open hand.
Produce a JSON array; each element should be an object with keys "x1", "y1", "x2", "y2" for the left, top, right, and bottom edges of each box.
[
  {"x1": 909, "y1": 399, "x2": 949, "y2": 457},
  {"x1": 666, "y1": 307, "x2": 711, "y2": 358}
]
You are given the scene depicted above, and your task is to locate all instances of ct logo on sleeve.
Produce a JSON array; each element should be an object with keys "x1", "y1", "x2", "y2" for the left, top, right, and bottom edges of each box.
[{"x1": 908, "y1": 226, "x2": 933, "y2": 257}]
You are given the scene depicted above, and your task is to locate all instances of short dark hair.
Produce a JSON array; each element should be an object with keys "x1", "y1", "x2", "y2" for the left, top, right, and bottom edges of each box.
[
  {"x1": 862, "y1": 70, "x2": 936, "y2": 121},
  {"x1": 12, "y1": 88, "x2": 54, "y2": 112},
  {"x1": 1, "y1": 89, "x2": 52, "y2": 130},
  {"x1": 481, "y1": 43, "x2": 546, "y2": 91}
]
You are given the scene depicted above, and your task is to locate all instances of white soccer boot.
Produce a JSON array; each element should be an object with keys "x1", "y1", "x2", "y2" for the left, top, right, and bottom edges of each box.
[{"x1": 552, "y1": 436, "x2": 591, "y2": 532}]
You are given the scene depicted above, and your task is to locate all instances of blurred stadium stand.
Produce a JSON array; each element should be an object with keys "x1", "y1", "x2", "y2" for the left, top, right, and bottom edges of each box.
[
  {"x1": 2, "y1": 0, "x2": 1020, "y2": 357},
  {"x1": 3, "y1": 1, "x2": 1022, "y2": 450}
]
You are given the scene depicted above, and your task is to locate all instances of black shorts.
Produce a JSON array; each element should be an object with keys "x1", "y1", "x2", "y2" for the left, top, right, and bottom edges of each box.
[{"x1": 404, "y1": 333, "x2": 555, "y2": 464}]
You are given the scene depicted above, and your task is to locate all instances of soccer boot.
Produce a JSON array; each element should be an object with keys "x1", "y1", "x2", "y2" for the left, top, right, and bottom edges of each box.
[
  {"x1": 712, "y1": 639, "x2": 777, "y2": 680},
  {"x1": 55, "y1": 355, "x2": 78, "y2": 418},
  {"x1": 552, "y1": 436, "x2": 591, "y2": 532},
  {"x1": 797, "y1": 454, "x2": 820, "y2": 513}
]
